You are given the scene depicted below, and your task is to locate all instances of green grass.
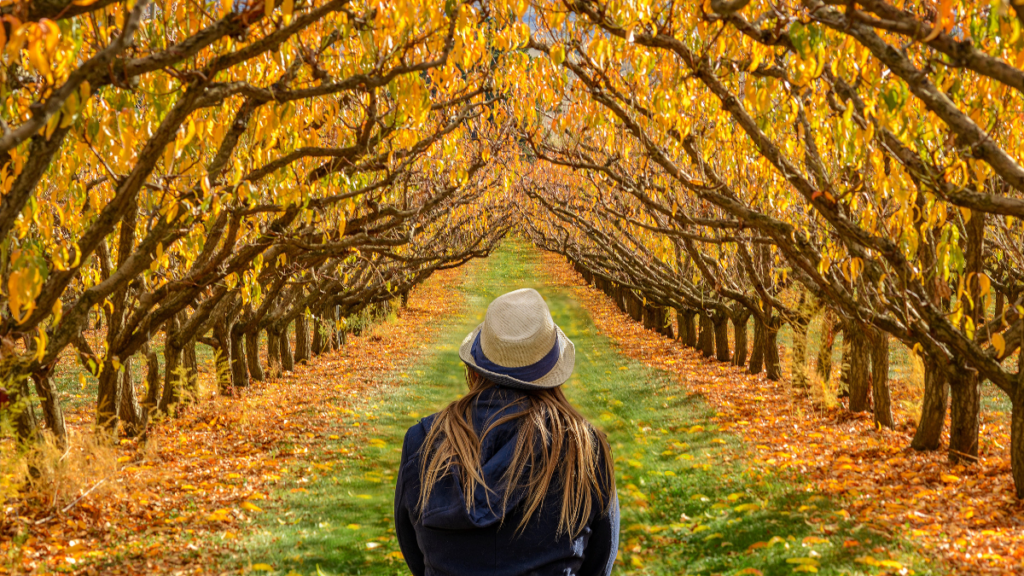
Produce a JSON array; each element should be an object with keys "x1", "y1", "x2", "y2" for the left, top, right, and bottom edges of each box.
[{"x1": 232, "y1": 240, "x2": 942, "y2": 576}]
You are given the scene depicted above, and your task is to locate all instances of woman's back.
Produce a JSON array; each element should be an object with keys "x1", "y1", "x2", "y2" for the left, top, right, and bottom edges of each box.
[
  {"x1": 395, "y1": 386, "x2": 618, "y2": 576},
  {"x1": 393, "y1": 288, "x2": 618, "y2": 576}
]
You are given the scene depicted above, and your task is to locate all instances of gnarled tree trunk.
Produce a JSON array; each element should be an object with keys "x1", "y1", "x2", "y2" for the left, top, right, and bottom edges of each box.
[
  {"x1": 869, "y1": 328, "x2": 894, "y2": 428},
  {"x1": 266, "y1": 328, "x2": 282, "y2": 378},
  {"x1": 228, "y1": 325, "x2": 249, "y2": 390},
  {"x1": 311, "y1": 308, "x2": 325, "y2": 356},
  {"x1": 697, "y1": 313, "x2": 715, "y2": 358},
  {"x1": 912, "y1": 358, "x2": 948, "y2": 451},
  {"x1": 141, "y1": 346, "x2": 161, "y2": 422},
  {"x1": 159, "y1": 340, "x2": 183, "y2": 414},
  {"x1": 948, "y1": 368, "x2": 981, "y2": 464},
  {"x1": 1012, "y1": 387, "x2": 1024, "y2": 498},
  {"x1": 118, "y1": 357, "x2": 143, "y2": 437},
  {"x1": 294, "y1": 314, "x2": 310, "y2": 364},
  {"x1": 791, "y1": 316, "x2": 811, "y2": 388},
  {"x1": 280, "y1": 324, "x2": 294, "y2": 372},
  {"x1": 31, "y1": 371, "x2": 67, "y2": 449},
  {"x1": 763, "y1": 319, "x2": 782, "y2": 381},
  {"x1": 731, "y1": 310, "x2": 750, "y2": 368},
  {"x1": 712, "y1": 312, "x2": 730, "y2": 363},
  {"x1": 749, "y1": 318, "x2": 765, "y2": 375},
  {"x1": 817, "y1": 311, "x2": 837, "y2": 382},
  {"x1": 847, "y1": 328, "x2": 871, "y2": 412},
  {"x1": 245, "y1": 329, "x2": 264, "y2": 381},
  {"x1": 182, "y1": 338, "x2": 198, "y2": 405},
  {"x1": 678, "y1": 309, "x2": 697, "y2": 348}
]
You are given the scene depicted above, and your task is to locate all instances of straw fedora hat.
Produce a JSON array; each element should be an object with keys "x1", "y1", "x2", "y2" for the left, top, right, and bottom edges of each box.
[{"x1": 459, "y1": 288, "x2": 575, "y2": 390}]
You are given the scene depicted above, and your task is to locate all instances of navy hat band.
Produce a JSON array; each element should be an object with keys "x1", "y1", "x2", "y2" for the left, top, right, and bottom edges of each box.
[{"x1": 470, "y1": 331, "x2": 560, "y2": 382}]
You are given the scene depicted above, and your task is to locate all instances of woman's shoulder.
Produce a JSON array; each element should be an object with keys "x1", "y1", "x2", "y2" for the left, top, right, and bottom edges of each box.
[{"x1": 401, "y1": 413, "x2": 439, "y2": 455}]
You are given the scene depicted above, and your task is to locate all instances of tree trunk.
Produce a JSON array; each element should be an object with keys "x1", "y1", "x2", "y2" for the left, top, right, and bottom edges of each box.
[
  {"x1": 1012, "y1": 390, "x2": 1024, "y2": 499},
  {"x1": 182, "y1": 337, "x2": 198, "y2": 404},
  {"x1": 678, "y1": 310, "x2": 696, "y2": 348},
  {"x1": 294, "y1": 314, "x2": 310, "y2": 364},
  {"x1": 712, "y1": 313, "x2": 730, "y2": 363},
  {"x1": 948, "y1": 368, "x2": 981, "y2": 464},
  {"x1": 731, "y1": 311, "x2": 750, "y2": 367},
  {"x1": 312, "y1": 309, "x2": 325, "y2": 356},
  {"x1": 96, "y1": 359, "x2": 120, "y2": 432},
  {"x1": 817, "y1": 311, "x2": 837, "y2": 382},
  {"x1": 763, "y1": 321, "x2": 782, "y2": 381},
  {"x1": 838, "y1": 328, "x2": 852, "y2": 397},
  {"x1": 118, "y1": 357, "x2": 143, "y2": 437},
  {"x1": 698, "y1": 313, "x2": 715, "y2": 358},
  {"x1": 280, "y1": 324, "x2": 294, "y2": 372},
  {"x1": 11, "y1": 375, "x2": 42, "y2": 448},
  {"x1": 267, "y1": 328, "x2": 282, "y2": 378},
  {"x1": 159, "y1": 342, "x2": 183, "y2": 414},
  {"x1": 229, "y1": 325, "x2": 249, "y2": 389},
  {"x1": 847, "y1": 329, "x2": 871, "y2": 412},
  {"x1": 330, "y1": 307, "x2": 342, "y2": 350},
  {"x1": 142, "y1": 347, "x2": 161, "y2": 420},
  {"x1": 213, "y1": 316, "x2": 232, "y2": 393},
  {"x1": 31, "y1": 372, "x2": 67, "y2": 449},
  {"x1": 792, "y1": 316, "x2": 810, "y2": 388},
  {"x1": 642, "y1": 305, "x2": 656, "y2": 331},
  {"x1": 142, "y1": 345, "x2": 162, "y2": 413},
  {"x1": 749, "y1": 318, "x2": 765, "y2": 375},
  {"x1": 869, "y1": 328, "x2": 894, "y2": 428},
  {"x1": 911, "y1": 358, "x2": 948, "y2": 451},
  {"x1": 245, "y1": 329, "x2": 264, "y2": 381},
  {"x1": 627, "y1": 293, "x2": 643, "y2": 322},
  {"x1": 658, "y1": 308, "x2": 674, "y2": 338}
]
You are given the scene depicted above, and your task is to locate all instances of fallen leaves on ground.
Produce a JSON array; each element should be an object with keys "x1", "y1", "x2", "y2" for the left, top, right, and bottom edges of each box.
[
  {"x1": 542, "y1": 251, "x2": 1024, "y2": 576},
  {"x1": 1, "y1": 264, "x2": 471, "y2": 575}
]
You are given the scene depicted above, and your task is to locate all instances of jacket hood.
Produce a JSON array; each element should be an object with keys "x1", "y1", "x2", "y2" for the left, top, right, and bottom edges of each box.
[{"x1": 419, "y1": 386, "x2": 533, "y2": 530}]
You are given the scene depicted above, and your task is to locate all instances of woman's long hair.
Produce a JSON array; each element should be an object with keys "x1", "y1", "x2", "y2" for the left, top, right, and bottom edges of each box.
[{"x1": 418, "y1": 368, "x2": 615, "y2": 538}]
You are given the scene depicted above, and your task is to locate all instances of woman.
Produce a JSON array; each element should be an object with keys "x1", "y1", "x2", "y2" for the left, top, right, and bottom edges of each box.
[{"x1": 395, "y1": 288, "x2": 619, "y2": 576}]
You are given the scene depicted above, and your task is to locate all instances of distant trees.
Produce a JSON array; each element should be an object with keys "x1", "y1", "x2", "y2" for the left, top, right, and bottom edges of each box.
[
  {"x1": 0, "y1": 0, "x2": 510, "y2": 449},
  {"x1": 510, "y1": 0, "x2": 1024, "y2": 497}
]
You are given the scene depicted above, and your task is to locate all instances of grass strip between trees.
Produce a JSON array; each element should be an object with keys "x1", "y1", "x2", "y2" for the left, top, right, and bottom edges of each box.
[{"x1": 236, "y1": 240, "x2": 937, "y2": 576}]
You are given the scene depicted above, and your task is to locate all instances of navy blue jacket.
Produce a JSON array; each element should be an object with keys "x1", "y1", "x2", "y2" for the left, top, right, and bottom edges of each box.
[{"x1": 394, "y1": 386, "x2": 619, "y2": 576}]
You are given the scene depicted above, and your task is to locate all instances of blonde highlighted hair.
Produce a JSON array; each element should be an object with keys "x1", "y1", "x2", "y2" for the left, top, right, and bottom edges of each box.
[{"x1": 418, "y1": 368, "x2": 614, "y2": 538}]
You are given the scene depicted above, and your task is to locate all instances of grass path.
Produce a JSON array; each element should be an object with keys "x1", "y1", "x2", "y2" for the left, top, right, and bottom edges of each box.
[{"x1": 236, "y1": 242, "x2": 937, "y2": 576}]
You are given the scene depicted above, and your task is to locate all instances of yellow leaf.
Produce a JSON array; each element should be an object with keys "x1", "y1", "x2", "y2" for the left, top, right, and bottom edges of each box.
[
  {"x1": 992, "y1": 332, "x2": 1006, "y2": 356},
  {"x1": 241, "y1": 501, "x2": 263, "y2": 512},
  {"x1": 251, "y1": 564, "x2": 273, "y2": 571},
  {"x1": 940, "y1": 474, "x2": 960, "y2": 483},
  {"x1": 550, "y1": 45, "x2": 566, "y2": 65}
]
